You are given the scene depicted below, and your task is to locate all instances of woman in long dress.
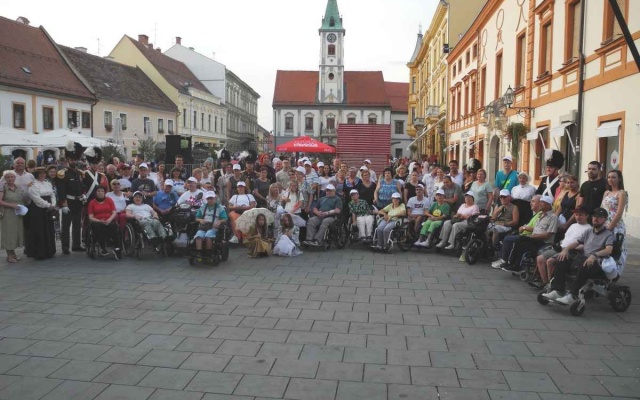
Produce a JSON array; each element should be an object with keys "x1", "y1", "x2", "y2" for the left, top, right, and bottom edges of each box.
[
  {"x1": 0, "y1": 170, "x2": 28, "y2": 263},
  {"x1": 27, "y1": 167, "x2": 57, "y2": 260},
  {"x1": 246, "y1": 213, "x2": 272, "y2": 257},
  {"x1": 273, "y1": 213, "x2": 302, "y2": 256},
  {"x1": 601, "y1": 170, "x2": 627, "y2": 270}
]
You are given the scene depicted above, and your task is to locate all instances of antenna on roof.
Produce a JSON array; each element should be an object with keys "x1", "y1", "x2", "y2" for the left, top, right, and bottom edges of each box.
[
  {"x1": 154, "y1": 23, "x2": 157, "y2": 47},
  {"x1": 96, "y1": 38, "x2": 101, "y2": 56}
]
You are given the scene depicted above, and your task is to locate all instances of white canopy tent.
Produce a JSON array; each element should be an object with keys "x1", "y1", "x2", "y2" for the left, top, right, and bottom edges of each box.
[{"x1": 0, "y1": 127, "x2": 115, "y2": 148}]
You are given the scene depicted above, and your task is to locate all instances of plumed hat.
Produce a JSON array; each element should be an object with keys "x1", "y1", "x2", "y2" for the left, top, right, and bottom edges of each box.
[
  {"x1": 65, "y1": 141, "x2": 85, "y2": 160},
  {"x1": 84, "y1": 146, "x2": 103, "y2": 164},
  {"x1": 545, "y1": 149, "x2": 564, "y2": 169},
  {"x1": 245, "y1": 149, "x2": 258, "y2": 163},
  {"x1": 466, "y1": 158, "x2": 482, "y2": 173},
  {"x1": 219, "y1": 148, "x2": 231, "y2": 161}
]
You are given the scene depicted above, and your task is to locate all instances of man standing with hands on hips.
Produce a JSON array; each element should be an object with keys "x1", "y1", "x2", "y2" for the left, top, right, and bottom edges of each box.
[{"x1": 57, "y1": 141, "x2": 86, "y2": 254}]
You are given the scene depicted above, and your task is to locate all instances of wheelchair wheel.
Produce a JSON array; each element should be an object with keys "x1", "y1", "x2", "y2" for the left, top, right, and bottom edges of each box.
[
  {"x1": 122, "y1": 224, "x2": 136, "y2": 257},
  {"x1": 396, "y1": 228, "x2": 413, "y2": 252},
  {"x1": 333, "y1": 222, "x2": 349, "y2": 249},
  {"x1": 537, "y1": 290, "x2": 550, "y2": 305},
  {"x1": 220, "y1": 243, "x2": 229, "y2": 261},
  {"x1": 519, "y1": 270, "x2": 529, "y2": 282},
  {"x1": 464, "y1": 239, "x2": 482, "y2": 265},
  {"x1": 609, "y1": 287, "x2": 631, "y2": 312},
  {"x1": 570, "y1": 300, "x2": 585, "y2": 316}
]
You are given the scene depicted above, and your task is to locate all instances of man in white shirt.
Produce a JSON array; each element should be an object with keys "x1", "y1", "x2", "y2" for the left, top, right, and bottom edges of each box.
[
  {"x1": 422, "y1": 165, "x2": 438, "y2": 200},
  {"x1": 362, "y1": 159, "x2": 377, "y2": 182},
  {"x1": 177, "y1": 177, "x2": 205, "y2": 206},
  {"x1": 447, "y1": 160, "x2": 463, "y2": 187},
  {"x1": 406, "y1": 184, "x2": 430, "y2": 235},
  {"x1": 0, "y1": 157, "x2": 34, "y2": 193}
]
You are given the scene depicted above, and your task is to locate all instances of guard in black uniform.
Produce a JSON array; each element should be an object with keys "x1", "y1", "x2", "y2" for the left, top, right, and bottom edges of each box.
[
  {"x1": 536, "y1": 150, "x2": 565, "y2": 199},
  {"x1": 81, "y1": 147, "x2": 109, "y2": 244},
  {"x1": 57, "y1": 142, "x2": 86, "y2": 254}
]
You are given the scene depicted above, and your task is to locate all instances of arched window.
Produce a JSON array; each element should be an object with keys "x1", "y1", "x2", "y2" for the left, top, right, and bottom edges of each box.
[{"x1": 329, "y1": 17, "x2": 335, "y2": 27}]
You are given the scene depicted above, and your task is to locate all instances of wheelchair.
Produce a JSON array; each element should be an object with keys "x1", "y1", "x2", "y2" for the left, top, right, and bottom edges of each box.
[
  {"x1": 122, "y1": 217, "x2": 173, "y2": 258},
  {"x1": 187, "y1": 221, "x2": 231, "y2": 266},
  {"x1": 371, "y1": 216, "x2": 413, "y2": 253},
  {"x1": 414, "y1": 217, "x2": 448, "y2": 250},
  {"x1": 457, "y1": 214, "x2": 493, "y2": 264},
  {"x1": 302, "y1": 216, "x2": 349, "y2": 250},
  {"x1": 86, "y1": 221, "x2": 121, "y2": 260},
  {"x1": 537, "y1": 233, "x2": 631, "y2": 316}
]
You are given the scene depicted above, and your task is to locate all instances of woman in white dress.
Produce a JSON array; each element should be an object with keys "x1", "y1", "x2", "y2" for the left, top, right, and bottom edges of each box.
[{"x1": 273, "y1": 213, "x2": 302, "y2": 256}]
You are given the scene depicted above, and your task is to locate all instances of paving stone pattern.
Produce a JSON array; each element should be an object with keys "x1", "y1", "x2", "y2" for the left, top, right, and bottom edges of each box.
[{"x1": 0, "y1": 237, "x2": 638, "y2": 399}]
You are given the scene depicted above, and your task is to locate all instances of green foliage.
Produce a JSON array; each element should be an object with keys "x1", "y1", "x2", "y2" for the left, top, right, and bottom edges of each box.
[
  {"x1": 102, "y1": 145, "x2": 125, "y2": 164},
  {"x1": 137, "y1": 137, "x2": 159, "y2": 162},
  {"x1": 506, "y1": 122, "x2": 528, "y2": 162}
]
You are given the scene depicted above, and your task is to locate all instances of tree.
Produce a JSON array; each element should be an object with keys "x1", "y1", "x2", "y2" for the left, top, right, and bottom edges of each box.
[
  {"x1": 137, "y1": 137, "x2": 158, "y2": 162},
  {"x1": 101, "y1": 145, "x2": 125, "y2": 164}
]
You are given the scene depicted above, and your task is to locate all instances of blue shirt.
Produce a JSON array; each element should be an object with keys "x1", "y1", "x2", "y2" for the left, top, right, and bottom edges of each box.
[
  {"x1": 495, "y1": 170, "x2": 518, "y2": 192},
  {"x1": 153, "y1": 190, "x2": 178, "y2": 211}
]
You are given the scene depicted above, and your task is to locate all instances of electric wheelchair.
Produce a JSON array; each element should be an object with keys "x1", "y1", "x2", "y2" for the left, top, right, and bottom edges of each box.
[{"x1": 122, "y1": 216, "x2": 174, "y2": 258}]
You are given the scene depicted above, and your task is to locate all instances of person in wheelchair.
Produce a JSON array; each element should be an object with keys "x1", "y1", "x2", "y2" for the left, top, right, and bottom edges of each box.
[
  {"x1": 493, "y1": 195, "x2": 558, "y2": 272},
  {"x1": 349, "y1": 189, "x2": 375, "y2": 242},
  {"x1": 414, "y1": 189, "x2": 450, "y2": 247},
  {"x1": 371, "y1": 192, "x2": 406, "y2": 251},
  {"x1": 436, "y1": 191, "x2": 479, "y2": 250},
  {"x1": 126, "y1": 191, "x2": 167, "y2": 250},
  {"x1": 542, "y1": 207, "x2": 615, "y2": 304},
  {"x1": 406, "y1": 184, "x2": 430, "y2": 237},
  {"x1": 536, "y1": 205, "x2": 591, "y2": 285},
  {"x1": 304, "y1": 184, "x2": 342, "y2": 247},
  {"x1": 194, "y1": 191, "x2": 227, "y2": 257},
  {"x1": 153, "y1": 180, "x2": 179, "y2": 220},
  {"x1": 87, "y1": 187, "x2": 121, "y2": 259},
  {"x1": 487, "y1": 189, "x2": 520, "y2": 249}
]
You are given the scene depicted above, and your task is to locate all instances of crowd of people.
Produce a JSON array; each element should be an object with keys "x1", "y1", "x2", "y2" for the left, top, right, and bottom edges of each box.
[{"x1": 0, "y1": 144, "x2": 629, "y2": 300}]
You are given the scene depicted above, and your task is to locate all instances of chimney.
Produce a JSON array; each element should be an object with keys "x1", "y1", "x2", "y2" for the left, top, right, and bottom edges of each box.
[
  {"x1": 138, "y1": 34, "x2": 149, "y2": 45},
  {"x1": 74, "y1": 47, "x2": 87, "y2": 53},
  {"x1": 156, "y1": 48, "x2": 161, "y2": 52},
  {"x1": 176, "y1": 37, "x2": 182, "y2": 45},
  {"x1": 16, "y1": 17, "x2": 30, "y2": 25},
  {"x1": 148, "y1": 43, "x2": 153, "y2": 50},
  {"x1": 189, "y1": 47, "x2": 194, "y2": 51}
]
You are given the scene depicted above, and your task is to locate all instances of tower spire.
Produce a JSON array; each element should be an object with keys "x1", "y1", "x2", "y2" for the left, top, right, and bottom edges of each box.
[{"x1": 320, "y1": 0, "x2": 344, "y2": 31}]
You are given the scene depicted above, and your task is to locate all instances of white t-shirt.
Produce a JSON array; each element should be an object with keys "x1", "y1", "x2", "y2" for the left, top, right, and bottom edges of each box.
[
  {"x1": 106, "y1": 192, "x2": 127, "y2": 212},
  {"x1": 126, "y1": 203, "x2": 153, "y2": 219},
  {"x1": 511, "y1": 184, "x2": 537, "y2": 202},
  {"x1": 229, "y1": 194, "x2": 255, "y2": 207},
  {"x1": 406, "y1": 196, "x2": 431, "y2": 216},
  {"x1": 560, "y1": 222, "x2": 591, "y2": 248},
  {"x1": 318, "y1": 176, "x2": 336, "y2": 191},
  {"x1": 177, "y1": 189, "x2": 205, "y2": 205},
  {"x1": 448, "y1": 172, "x2": 463, "y2": 187},
  {"x1": 172, "y1": 180, "x2": 186, "y2": 195}
]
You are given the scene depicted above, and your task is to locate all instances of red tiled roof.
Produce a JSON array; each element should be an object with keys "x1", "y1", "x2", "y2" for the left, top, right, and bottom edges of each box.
[
  {"x1": 0, "y1": 16, "x2": 93, "y2": 100},
  {"x1": 384, "y1": 82, "x2": 409, "y2": 113},
  {"x1": 273, "y1": 70, "x2": 390, "y2": 107},
  {"x1": 126, "y1": 36, "x2": 210, "y2": 95}
]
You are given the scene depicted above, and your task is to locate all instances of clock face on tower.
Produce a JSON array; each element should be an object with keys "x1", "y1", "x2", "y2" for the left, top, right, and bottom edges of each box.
[{"x1": 327, "y1": 33, "x2": 337, "y2": 43}]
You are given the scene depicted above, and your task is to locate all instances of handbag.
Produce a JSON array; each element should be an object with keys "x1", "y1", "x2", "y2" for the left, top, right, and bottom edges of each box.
[{"x1": 198, "y1": 222, "x2": 213, "y2": 231}]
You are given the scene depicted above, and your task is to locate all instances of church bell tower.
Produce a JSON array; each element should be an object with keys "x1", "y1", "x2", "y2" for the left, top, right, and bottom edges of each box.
[{"x1": 318, "y1": 0, "x2": 345, "y2": 103}]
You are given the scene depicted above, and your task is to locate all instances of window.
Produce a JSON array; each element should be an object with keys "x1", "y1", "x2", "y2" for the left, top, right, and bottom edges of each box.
[
  {"x1": 221, "y1": 118, "x2": 223, "y2": 131},
  {"x1": 208, "y1": 115, "x2": 211, "y2": 132},
  {"x1": 456, "y1": 89, "x2": 461, "y2": 120},
  {"x1": 412, "y1": 76, "x2": 416, "y2": 93},
  {"x1": 201, "y1": 113, "x2": 204, "y2": 131},
  {"x1": 13, "y1": 103, "x2": 26, "y2": 129},
  {"x1": 603, "y1": 0, "x2": 627, "y2": 43},
  {"x1": 539, "y1": 22, "x2": 552, "y2": 76},
  {"x1": 81, "y1": 112, "x2": 91, "y2": 129},
  {"x1": 368, "y1": 116, "x2": 377, "y2": 125},
  {"x1": 120, "y1": 113, "x2": 127, "y2": 130},
  {"x1": 285, "y1": 116, "x2": 293, "y2": 131},
  {"x1": 67, "y1": 110, "x2": 78, "y2": 128},
  {"x1": 470, "y1": 80, "x2": 477, "y2": 114},
  {"x1": 104, "y1": 111, "x2": 113, "y2": 127},
  {"x1": 394, "y1": 121, "x2": 404, "y2": 134},
  {"x1": 472, "y1": 43, "x2": 478, "y2": 59},
  {"x1": 534, "y1": 128, "x2": 549, "y2": 178},
  {"x1": 480, "y1": 67, "x2": 487, "y2": 108},
  {"x1": 495, "y1": 52, "x2": 503, "y2": 99},
  {"x1": 465, "y1": 50, "x2": 470, "y2": 66},
  {"x1": 143, "y1": 117, "x2": 150, "y2": 135},
  {"x1": 327, "y1": 117, "x2": 335, "y2": 130},
  {"x1": 328, "y1": 44, "x2": 336, "y2": 56},
  {"x1": 42, "y1": 107, "x2": 53, "y2": 130},
  {"x1": 516, "y1": 33, "x2": 526, "y2": 87},
  {"x1": 464, "y1": 85, "x2": 469, "y2": 116},
  {"x1": 566, "y1": 0, "x2": 582, "y2": 62},
  {"x1": 183, "y1": 109, "x2": 187, "y2": 127},
  {"x1": 158, "y1": 119, "x2": 164, "y2": 133},
  {"x1": 193, "y1": 111, "x2": 197, "y2": 129},
  {"x1": 168, "y1": 120, "x2": 174, "y2": 134},
  {"x1": 451, "y1": 92, "x2": 456, "y2": 120},
  {"x1": 458, "y1": 59, "x2": 462, "y2": 72},
  {"x1": 453, "y1": 64, "x2": 457, "y2": 76},
  {"x1": 305, "y1": 117, "x2": 314, "y2": 131},
  {"x1": 215, "y1": 116, "x2": 218, "y2": 132},
  {"x1": 395, "y1": 148, "x2": 403, "y2": 158},
  {"x1": 348, "y1": 116, "x2": 356, "y2": 124}
]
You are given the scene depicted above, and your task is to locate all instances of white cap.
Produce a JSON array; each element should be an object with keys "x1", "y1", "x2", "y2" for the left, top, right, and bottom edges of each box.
[
  {"x1": 295, "y1": 166, "x2": 306, "y2": 174},
  {"x1": 364, "y1": 159, "x2": 372, "y2": 164},
  {"x1": 391, "y1": 192, "x2": 402, "y2": 199},
  {"x1": 139, "y1": 162, "x2": 148, "y2": 169},
  {"x1": 133, "y1": 191, "x2": 144, "y2": 197},
  {"x1": 436, "y1": 189, "x2": 445, "y2": 195},
  {"x1": 187, "y1": 177, "x2": 197, "y2": 183},
  {"x1": 464, "y1": 191, "x2": 475, "y2": 198},
  {"x1": 164, "y1": 179, "x2": 174, "y2": 186},
  {"x1": 317, "y1": 162, "x2": 324, "y2": 167},
  {"x1": 272, "y1": 157, "x2": 281, "y2": 163},
  {"x1": 205, "y1": 191, "x2": 216, "y2": 199},
  {"x1": 304, "y1": 160, "x2": 312, "y2": 166},
  {"x1": 325, "y1": 184, "x2": 336, "y2": 191},
  {"x1": 540, "y1": 195, "x2": 554, "y2": 205},
  {"x1": 237, "y1": 181, "x2": 247, "y2": 187},
  {"x1": 349, "y1": 189, "x2": 359, "y2": 195},
  {"x1": 499, "y1": 189, "x2": 511, "y2": 197},
  {"x1": 502, "y1": 156, "x2": 513, "y2": 162},
  {"x1": 233, "y1": 164, "x2": 241, "y2": 170},
  {"x1": 359, "y1": 166, "x2": 367, "y2": 171},
  {"x1": 301, "y1": 157, "x2": 309, "y2": 162}
]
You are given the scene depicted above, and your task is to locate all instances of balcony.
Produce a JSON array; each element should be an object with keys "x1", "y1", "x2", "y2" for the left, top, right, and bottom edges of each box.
[
  {"x1": 412, "y1": 117, "x2": 425, "y2": 129},
  {"x1": 320, "y1": 128, "x2": 337, "y2": 137},
  {"x1": 425, "y1": 106, "x2": 439, "y2": 121}
]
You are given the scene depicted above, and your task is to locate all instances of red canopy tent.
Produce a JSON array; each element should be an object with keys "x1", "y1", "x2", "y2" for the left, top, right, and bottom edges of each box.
[{"x1": 276, "y1": 136, "x2": 336, "y2": 153}]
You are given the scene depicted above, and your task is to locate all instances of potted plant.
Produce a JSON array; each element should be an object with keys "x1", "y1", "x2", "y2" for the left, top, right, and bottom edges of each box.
[
  {"x1": 409, "y1": 144, "x2": 418, "y2": 157},
  {"x1": 105, "y1": 124, "x2": 113, "y2": 132},
  {"x1": 505, "y1": 122, "x2": 528, "y2": 162}
]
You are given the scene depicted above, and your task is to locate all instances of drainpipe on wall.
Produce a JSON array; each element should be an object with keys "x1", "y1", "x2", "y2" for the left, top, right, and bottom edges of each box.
[{"x1": 575, "y1": 0, "x2": 587, "y2": 175}]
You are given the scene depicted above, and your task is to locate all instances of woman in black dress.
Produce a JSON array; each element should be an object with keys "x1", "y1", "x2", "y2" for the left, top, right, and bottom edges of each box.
[{"x1": 27, "y1": 167, "x2": 58, "y2": 260}]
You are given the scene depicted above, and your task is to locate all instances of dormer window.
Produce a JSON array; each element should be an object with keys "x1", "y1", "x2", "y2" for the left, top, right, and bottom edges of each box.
[
  {"x1": 329, "y1": 17, "x2": 335, "y2": 27},
  {"x1": 328, "y1": 45, "x2": 336, "y2": 56}
]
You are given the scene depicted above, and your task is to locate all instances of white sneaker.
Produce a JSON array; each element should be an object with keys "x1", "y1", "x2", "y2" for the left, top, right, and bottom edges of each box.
[
  {"x1": 542, "y1": 290, "x2": 562, "y2": 300},
  {"x1": 445, "y1": 244, "x2": 455, "y2": 250},
  {"x1": 436, "y1": 240, "x2": 446, "y2": 248},
  {"x1": 491, "y1": 259, "x2": 505, "y2": 269},
  {"x1": 414, "y1": 240, "x2": 425, "y2": 247},
  {"x1": 556, "y1": 293, "x2": 576, "y2": 305},
  {"x1": 229, "y1": 236, "x2": 239, "y2": 244}
]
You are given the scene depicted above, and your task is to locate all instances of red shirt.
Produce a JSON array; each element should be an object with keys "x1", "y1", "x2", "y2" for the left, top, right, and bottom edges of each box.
[{"x1": 88, "y1": 197, "x2": 115, "y2": 221}]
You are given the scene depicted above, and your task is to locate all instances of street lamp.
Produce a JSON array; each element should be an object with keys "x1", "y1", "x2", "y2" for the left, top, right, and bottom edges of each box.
[{"x1": 502, "y1": 85, "x2": 535, "y2": 117}]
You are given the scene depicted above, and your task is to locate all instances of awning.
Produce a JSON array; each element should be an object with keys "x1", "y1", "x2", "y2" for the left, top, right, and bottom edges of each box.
[
  {"x1": 467, "y1": 138, "x2": 484, "y2": 149},
  {"x1": 526, "y1": 126, "x2": 547, "y2": 141},
  {"x1": 406, "y1": 116, "x2": 446, "y2": 150},
  {"x1": 550, "y1": 122, "x2": 573, "y2": 138},
  {"x1": 596, "y1": 120, "x2": 621, "y2": 138}
]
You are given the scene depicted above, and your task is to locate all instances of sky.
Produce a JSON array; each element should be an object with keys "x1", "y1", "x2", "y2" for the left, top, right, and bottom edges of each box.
[{"x1": 2, "y1": 0, "x2": 439, "y2": 132}]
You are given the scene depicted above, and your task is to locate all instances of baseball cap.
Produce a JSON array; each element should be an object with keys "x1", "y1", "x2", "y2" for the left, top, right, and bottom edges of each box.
[
  {"x1": 349, "y1": 189, "x2": 359, "y2": 195},
  {"x1": 573, "y1": 205, "x2": 588, "y2": 214},
  {"x1": 205, "y1": 191, "x2": 216, "y2": 199},
  {"x1": 301, "y1": 157, "x2": 309, "y2": 162},
  {"x1": 499, "y1": 189, "x2": 511, "y2": 197},
  {"x1": 304, "y1": 160, "x2": 312, "y2": 166},
  {"x1": 540, "y1": 195, "x2": 554, "y2": 205},
  {"x1": 518, "y1": 172, "x2": 529, "y2": 178},
  {"x1": 364, "y1": 159, "x2": 372, "y2": 164},
  {"x1": 436, "y1": 189, "x2": 445, "y2": 196},
  {"x1": 326, "y1": 184, "x2": 336, "y2": 191},
  {"x1": 133, "y1": 191, "x2": 144, "y2": 197},
  {"x1": 502, "y1": 156, "x2": 513, "y2": 162},
  {"x1": 416, "y1": 184, "x2": 425, "y2": 189},
  {"x1": 187, "y1": 177, "x2": 197, "y2": 183},
  {"x1": 233, "y1": 164, "x2": 241, "y2": 170},
  {"x1": 164, "y1": 179, "x2": 173, "y2": 186},
  {"x1": 295, "y1": 166, "x2": 306, "y2": 174},
  {"x1": 317, "y1": 162, "x2": 324, "y2": 168},
  {"x1": 592, "y1": 207, "x2": 608, "y2": 218},
  {"x1": 139, "y1": 162, "x2": 148, "y2": 169},
  {"x1": 272, "y1": 157, "x2": 281, "y2": 163},
  {"x1": 464, "y1": 191, "x2": 475, "y2": 198},
  {"x1": 359, "y1": 166, "x2": 367, "y2": 171},
  {"x1": 237, "y1": 181, "x2": 247, "y2": 187},
  {"x1": 391, "y1": 192, "x2": 402, "y2": 199}
]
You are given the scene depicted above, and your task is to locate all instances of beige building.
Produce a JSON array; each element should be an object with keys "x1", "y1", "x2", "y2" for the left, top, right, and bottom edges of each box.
[{"x1": 407, "y1": 0, "x2": 487, "y2": 164}]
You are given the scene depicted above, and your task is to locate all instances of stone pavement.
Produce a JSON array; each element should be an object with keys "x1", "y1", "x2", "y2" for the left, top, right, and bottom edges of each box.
[{"x1": 0, "y1": 237, "x2": 638, "y2": 400}]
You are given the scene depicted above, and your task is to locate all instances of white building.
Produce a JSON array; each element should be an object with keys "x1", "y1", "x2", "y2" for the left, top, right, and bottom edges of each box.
[{"x1": 385, "y1": 82, "x2": 411, "y2": 159}]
